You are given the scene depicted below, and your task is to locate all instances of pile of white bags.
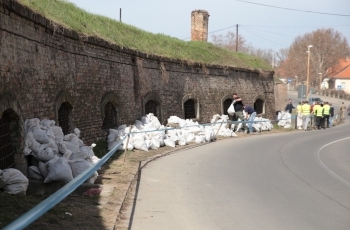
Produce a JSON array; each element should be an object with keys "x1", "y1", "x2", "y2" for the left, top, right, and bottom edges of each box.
[
  {"x1": 252, "y1": 117, "x2": 274, "y2": 132},
  {"x1": 107, "y1": 113, "x2": 238, "y2": 152},
  {"x1": 0, "y1": 168, "x2": 29, "y2": 194},
  {"x1": 23, "y1": 118, "x2": 100, "y2": 184},
  {"x1": 277, "y1": 111, "x2": 292, "y2": 128}
]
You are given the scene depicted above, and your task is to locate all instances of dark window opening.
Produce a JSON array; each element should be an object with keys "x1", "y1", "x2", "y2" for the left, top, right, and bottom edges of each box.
[
  {"x1": 145, "y1": 100, "x2": 158, "y2": 117},
  {"x1": 223, "y1": 99, "x2": 233, "y2": 116},
  {"x1": 184, "y1": 99, "x2": 196, "y2": 119},
  {"x1": 102, "y1": 102, "x2": 117, "y2": 129},
  {"x1": 0, "y1": 110, "x2": 15, "y2": 169},
  {"x1": 58, "y1": 102, "x2": 71, "y2": 135},
  {"x1": 254, "y1": 99, "x2": 264, "y2": 114}
]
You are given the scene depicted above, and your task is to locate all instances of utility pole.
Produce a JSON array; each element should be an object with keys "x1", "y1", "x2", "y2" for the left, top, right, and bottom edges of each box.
[
  {"x1": 120, "y1": 8, "x2": 122, "y2": 22},
  {"x1": 306, "y1": 45, "x2": 313, "y2": 100},
  {"x1": 236, "y1": 24, "x2": 238, "y2": 52}
]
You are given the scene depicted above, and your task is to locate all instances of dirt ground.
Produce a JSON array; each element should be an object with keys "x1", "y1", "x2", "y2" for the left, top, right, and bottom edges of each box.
[{"x1": 0, "y1": 126, "x2": 294, "y2": 230}]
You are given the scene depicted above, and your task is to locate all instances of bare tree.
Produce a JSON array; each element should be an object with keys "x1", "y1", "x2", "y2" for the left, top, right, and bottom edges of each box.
[
  {"x1": 211, "y1": 31, "x2": 248, "y2": 52},
  {"x1": 211, "y1": 31, "x2": 276, "y2": 66},
  {"x1": 278, "y1": 28, "x2": 350, "y2": 87}
]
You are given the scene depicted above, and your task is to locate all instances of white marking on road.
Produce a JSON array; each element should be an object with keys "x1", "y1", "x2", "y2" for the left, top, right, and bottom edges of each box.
[{"x1": 315, "y1": 137, "x2": 350, "y2": 188}]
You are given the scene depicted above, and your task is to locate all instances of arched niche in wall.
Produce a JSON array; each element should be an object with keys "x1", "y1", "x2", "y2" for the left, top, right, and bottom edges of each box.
[
  {"x1": 142, "y1": 92, "x2": 162, "y2": 122},
  {"x1": 0, "y1": 93, "x2": 22, "y2": 116},
  {"x1": 0, "y1": 108, "x2": 21, "y2": 170},
  {"x1": 221, "y1": 94, "x2": 233, "y2": 117},
  {"x1": 55, "y1": 91, "x2": 74, "y2": 135},
  {"x1": 182, "y1": 94, "x2": 200, "y2": 120},
  {"x1": 0, "y1": 93, "x2": 25, "y2": 173},
  {"x1": 101, "y1": 93, "x2": 119, "y2": 130},
  {"x1": 253, "y1": 95, "x2": 265, "y2": 115}
]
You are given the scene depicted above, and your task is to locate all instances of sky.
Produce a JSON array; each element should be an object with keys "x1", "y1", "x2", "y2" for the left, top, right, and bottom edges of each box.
[{"x1": 67, "y1": 0, "x2": 350, "y2": 52}]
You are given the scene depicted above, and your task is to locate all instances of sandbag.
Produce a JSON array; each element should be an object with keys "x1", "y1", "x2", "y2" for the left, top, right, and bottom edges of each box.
[
  {"x1": 45, "y1": 156, "x2": 73, "y2": 183},
  {"x1": 86, "y1": 156, "x2": 100, "y2": 167},
  {"x1": 33, "y1": 146, "x2": 55, "y2": 162},
  {"x1": 186, "y1": 133, "x2": 196, "y2": 143},
  {"x1": 39, "y1": 161, "x2": 48, "y2": 178},
  {"x1": 150, "y1": 137, "x2": 160, "y2": 149},
  {"x1": 63, "y1": 134, "x2": 80, "y2": 154},
  {"x1": 58, "y1": 141, "x2": 72, "y2": 159},
  {"x1": 68, "y1": 158, "x2": 90, "y2": 178},
  {"x1": 28, "y1": 166, "x2": 43, "y2": 180},
  {"x1": 164, "y1": 138, "x2": 175, "y2": 148},
  {"x1": 133, "y1": 140, "x2": 149, "y2": 152},
  {"x1": 0, "y1": 168, "x2": 29, "y2": 195}
]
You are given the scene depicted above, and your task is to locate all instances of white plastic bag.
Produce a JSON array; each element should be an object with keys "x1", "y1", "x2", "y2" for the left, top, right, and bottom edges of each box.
[
  {"x1": 28, "y1": 166, "x2": 43, "y2": 179},
  {"x1": 39, "y1": 161, "x2": 48, "y2": 178},
  {"x1": 164, "y1": 138, "x2": 176, "y2": 148},
  {"x1": 227, "y1": 102, "x2": 235, "y2": 116},
  {"x1": 0, "y1": 168, "x2": 29, "y2": 195},
  {"x1": 44, "y1": 156, "x2": 73, "y2": 183}
]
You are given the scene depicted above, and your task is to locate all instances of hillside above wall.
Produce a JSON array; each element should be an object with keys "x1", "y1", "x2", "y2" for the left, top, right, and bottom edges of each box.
[{"x1": 17, "y1": 0, "x2": 272, "y2": 71}]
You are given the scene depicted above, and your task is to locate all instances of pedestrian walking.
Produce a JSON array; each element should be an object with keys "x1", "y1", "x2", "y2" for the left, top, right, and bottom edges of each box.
[
  {"x1": 243, "y1": 104, "x2": 256, "y2": 134},
  {"x1": 340, "y1": 102, "x2": 346, "y2": 120},
  {"x1": 301, "y1": 100, "x2": 311, "y2": 131}
]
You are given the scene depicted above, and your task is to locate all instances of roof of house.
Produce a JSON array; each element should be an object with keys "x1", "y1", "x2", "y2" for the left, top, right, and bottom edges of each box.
[{"x1": 331, "y1": 59, "x2": 350, "y2": 79}]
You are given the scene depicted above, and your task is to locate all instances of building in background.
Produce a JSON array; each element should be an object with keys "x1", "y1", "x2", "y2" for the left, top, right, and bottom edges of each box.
[{"x1": 328, "y1": 59, "x2": 350, "y2": 92}]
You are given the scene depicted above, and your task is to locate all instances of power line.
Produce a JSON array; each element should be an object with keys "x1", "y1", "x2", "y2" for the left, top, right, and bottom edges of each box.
[
  {"x1": 181, "y1": 23, "x2": 350, "y2": 41},
  {"x1": 239, "y1": 26, "x2": 287, "y2": 47},
  {"x1": 234, "y1": 0, "x2": 350, "y2": 17},
  {"x1": 240, "y1": 25, "x2": 294, "y2": 37},
  {"x1": 243, "y1": 24, "x2": 350, "y2": 28}
]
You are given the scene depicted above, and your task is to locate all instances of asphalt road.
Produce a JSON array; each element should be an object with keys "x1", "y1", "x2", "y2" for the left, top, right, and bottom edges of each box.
[{"x1": 128, "y1": 121, "x2": 350, "y2": 230}]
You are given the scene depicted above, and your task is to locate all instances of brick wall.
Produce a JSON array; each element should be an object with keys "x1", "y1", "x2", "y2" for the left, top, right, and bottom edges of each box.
[{"x1": 0, "y1": 0, "x2": 275, "y2": 172}]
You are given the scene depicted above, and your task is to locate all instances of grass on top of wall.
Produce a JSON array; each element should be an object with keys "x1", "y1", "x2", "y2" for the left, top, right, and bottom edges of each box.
[{"x1": 18, "y1": 0, "x2": 272, "y2": 70}]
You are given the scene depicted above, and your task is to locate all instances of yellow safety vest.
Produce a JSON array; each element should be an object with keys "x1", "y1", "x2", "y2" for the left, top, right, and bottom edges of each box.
[
  {"x1": 315, "y1": 106, "x2": 324, "y2": 117},
  {"x1": 297, "y1": 105, "x2": 302, "y2": 113},
  {"x1": 313, "y1": 104, "x2": 320, "y2": 114},
  {"x1": 301, "y1": 104, "x2": 311, "y2": 115},
  {"x1": 323, "y1": 105, "x2": 330, "y2": 115}
]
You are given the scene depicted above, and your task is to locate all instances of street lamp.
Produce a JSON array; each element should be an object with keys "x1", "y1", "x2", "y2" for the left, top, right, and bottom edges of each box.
[
  {"x1": 318, "y1": 73, "x2": 322, "y2": 90},
  {"x1": 306, "y1": 45, "x2": 313, "y2": 100}
]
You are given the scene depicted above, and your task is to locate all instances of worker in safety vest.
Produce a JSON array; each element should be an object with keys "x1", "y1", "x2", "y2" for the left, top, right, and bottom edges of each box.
[
  {"x1": 312, "y1": 102, "x2": 320, "y2": 129},
  {"x1": 314, "y1": 102, "x2": 325, "y2": 130},
  {"x1": 323, "y1": 102, "x2": 331, "y2": 128},
  {"x1": 296, "y1": 102, "x2": 303, "y2": 130},
  {"x1": 301, "y1": 100, "x2": 311, "y2": 131}
]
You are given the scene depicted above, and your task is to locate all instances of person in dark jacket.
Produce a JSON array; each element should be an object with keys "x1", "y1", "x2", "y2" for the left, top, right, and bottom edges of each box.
[
  {"x1": 285, "y1": 99, "x2": 295, "y2": 113},
  {"x1": 243, "y1": 105, "x2": 256, "y2": 134},
  {"x1": 232, "y1": 93, "x2": 244, "y2": 121}
]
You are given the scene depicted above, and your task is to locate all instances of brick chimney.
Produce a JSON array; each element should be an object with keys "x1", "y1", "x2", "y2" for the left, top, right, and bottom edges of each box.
[{"x1": 191, "y1": 10, "x2": 209, "y2": 42}]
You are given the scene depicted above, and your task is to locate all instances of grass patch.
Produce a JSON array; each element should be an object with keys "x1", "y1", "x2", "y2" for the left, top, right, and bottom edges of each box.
[{"x1": 18, "y1": 0, "x2": 272, "y2": 70}]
